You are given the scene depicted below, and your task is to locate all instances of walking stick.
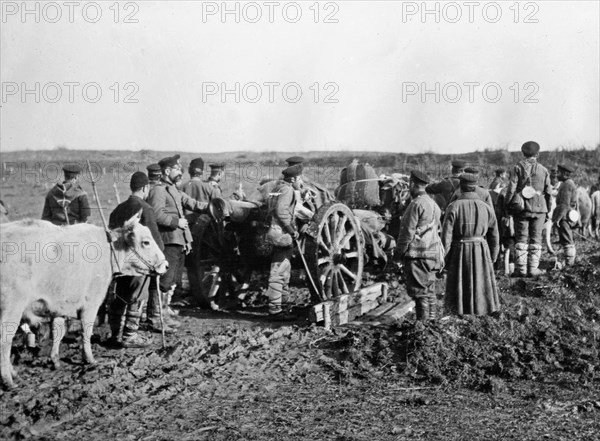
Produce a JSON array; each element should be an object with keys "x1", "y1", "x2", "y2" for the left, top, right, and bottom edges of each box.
[
  {"x1": 294, "y1": 238, "x2": 323, "y2": 302},
  {"x1": 156, "y1": 275, "x2": 166, "y2": 348},
  {"x1": 86, "y1": 160, "x2": 121, "y2": 274}
]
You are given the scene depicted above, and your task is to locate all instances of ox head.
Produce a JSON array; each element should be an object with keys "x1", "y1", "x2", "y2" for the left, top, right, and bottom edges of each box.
[{"x1": 111, "y1": 210, "x2": 168, "y2": 276}]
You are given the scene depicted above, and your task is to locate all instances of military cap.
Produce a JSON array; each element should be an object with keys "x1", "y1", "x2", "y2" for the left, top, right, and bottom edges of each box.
[
  {"x1": 209, "y1": 163, "x2": 225, "y2": 171},
  {"x1": 557, "y1": 164, "x2": 574, "y2": 174},
  {"x1": 459, "y1": 173, "x2": 478, "y2": 184},
  {"x1": 189, "y1": 157, "x2": 204, "y2": 172},
  {"x1": 130, "y1": 171, "x2": 149, "y2": 188},
  {"x1": 282, "y1": 164, "x2": 303, "y2": 179},
  {"x1": 464, "y1": 167, "x2": 480, "y2": 175},
  {"x1": 495, "y1": 168, "x2": 505, "y2": 175},
  {"x1": 158, "y1": 154, "x2": 181, "y2": 169},
  {"x1": 521, "y1": 141, "x2": 540, "y2": 156},
  {"x1": 451, "y1": 160, "x2": 466, "y2": 168},
  {"x1": 410, "y1": 170, "x2": 430, "y2": 185},
  {"x1": 286, "y1": 156, "x2": 305, "y2": 166},
  {"x1": 146, "y1": 163, "x2": 161, "y2": 176},
  {"x1": 63, "y1": 164, "x2": 82, "y2": 174}
]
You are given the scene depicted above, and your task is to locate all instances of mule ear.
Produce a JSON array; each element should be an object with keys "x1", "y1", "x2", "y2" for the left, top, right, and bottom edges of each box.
[{"x1": 123, "y1": 209, "x2": 143, "y2": 230}]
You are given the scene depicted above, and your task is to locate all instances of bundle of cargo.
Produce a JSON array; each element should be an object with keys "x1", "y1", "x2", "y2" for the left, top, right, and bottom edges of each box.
[{"x1": 335, "y1": 160, "x2": 381, "y2": 208}]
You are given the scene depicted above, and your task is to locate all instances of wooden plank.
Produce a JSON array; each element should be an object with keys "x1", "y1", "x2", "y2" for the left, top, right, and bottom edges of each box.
[
  {"x1": 382, "y1": 300, "x2": 415, "y2": 321},
  {"x1": 310, "y1": 283, "x2": 389, "y2": 325}
]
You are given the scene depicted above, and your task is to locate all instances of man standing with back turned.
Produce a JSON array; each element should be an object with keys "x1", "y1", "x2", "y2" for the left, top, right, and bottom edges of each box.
[{"x1": 504, "y1": 141, "x2": 552, "y2": 277}]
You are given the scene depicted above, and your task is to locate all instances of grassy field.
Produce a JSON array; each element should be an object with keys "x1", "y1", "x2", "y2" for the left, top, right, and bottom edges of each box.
[{"x1": 1, "y1": 146, "x2": 599, "y2": 222}]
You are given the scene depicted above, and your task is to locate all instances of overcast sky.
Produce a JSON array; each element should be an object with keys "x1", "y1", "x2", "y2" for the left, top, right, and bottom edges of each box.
[{"x1": 1, "y1": 1, "x2": 599, "y2": 153}]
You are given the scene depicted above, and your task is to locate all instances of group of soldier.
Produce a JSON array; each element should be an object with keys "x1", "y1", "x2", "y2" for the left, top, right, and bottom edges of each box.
[
  {"x1": 38, "y1": 142, "x2": 587, "y2": 344},
  {"x1": 396, "y1": 140, "x2": 584, "y2": 321},
  {"x1": 40, "y1": 155, "x2": 305, "y2": 347}
]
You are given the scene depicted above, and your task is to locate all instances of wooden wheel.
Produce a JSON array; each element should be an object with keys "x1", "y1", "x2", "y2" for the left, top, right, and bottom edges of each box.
[{"x1": 304, "y1": 203, "x2": 364, "y2": 301}]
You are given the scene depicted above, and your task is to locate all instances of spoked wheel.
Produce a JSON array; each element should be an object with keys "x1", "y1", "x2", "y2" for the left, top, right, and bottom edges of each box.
[{"x1": 304, "y1": 203, "x2": 364, "y2": 302}]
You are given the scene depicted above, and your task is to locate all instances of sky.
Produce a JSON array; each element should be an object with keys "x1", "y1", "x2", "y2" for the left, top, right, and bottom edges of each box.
[{"x1": 1, "y1": 1, "x2": 599, "y2": 154}]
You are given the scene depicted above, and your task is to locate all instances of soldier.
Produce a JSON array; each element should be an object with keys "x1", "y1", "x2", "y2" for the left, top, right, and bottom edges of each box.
[
  {"x1": 182, "y1": 157, "x2": 218, "y2": 225},
  {"x1": 447, "y1": 167, "x2": 494, "y2": 208},
  {"x1": 264, "y1": 164, "x2": 304, "y2": 320},
  {"x1": 552, "y1": 164, "x2": 578, "y2": 267},
  {"x1": 144, "y1": 162, "x2": 165, "y2": 330},
  {"x1": 426, "y1": 160, "x2": 466, "y2": 211},
  {"x1": 107, "y1": 172, "x2": 164, "y2": 348},
  {"x1": 442, "y1": 173, "x2": 500, "y2": 316},
  {"x1": 489, "y1": 168, "x2": 508, "y2": 192},
  {"x1": 396, "y1": 171, "x2": 443, "y2": 321},
  {"x1": 147, "y1": 163, "x2": 162, "y2": 186},
  {"x1": 286, "y1": 156, "x2": 304, "y2": 167},
  {"x1": 504, "y1": 141, "x2": 552, "y2": 277},
  {"x1": 42, "y1": 164, "x2": 91, "y2": 225},
  {"x1": 147, "y1": 155, "x2": 208, "y2": 325}
]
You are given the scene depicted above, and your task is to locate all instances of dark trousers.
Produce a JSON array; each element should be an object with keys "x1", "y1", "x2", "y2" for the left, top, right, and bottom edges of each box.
[
  {"x1": 109, "y1": 275, "x2": 150, "y2": 338},
  {"x1": 160, "y1": 244, "x2": 185, "y2": 292},
  {"x1": 403, "y1": 258, "x2": 437, "y2": 301},
  {"x1": 557, "y1": 220, "x2": 574, "y2": 245},
  {"x1": 514, "y1": 213, "x2": 546, "y2": 245}
]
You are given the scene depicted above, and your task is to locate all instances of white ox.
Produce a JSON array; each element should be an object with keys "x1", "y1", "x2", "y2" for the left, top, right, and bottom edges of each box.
[{"x1": 0, "y1": 214, "x2": 168, "y2": 388}]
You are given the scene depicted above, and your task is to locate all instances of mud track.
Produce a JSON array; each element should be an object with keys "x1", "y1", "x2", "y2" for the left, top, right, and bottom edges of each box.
[{"x1": 1, "y1": 242, "x2": 599, "y2": 440}]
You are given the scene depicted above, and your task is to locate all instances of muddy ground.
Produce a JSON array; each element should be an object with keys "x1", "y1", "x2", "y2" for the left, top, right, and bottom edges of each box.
[{"x1": 1, "y1": 241, "x2": 599, "y2": 440}]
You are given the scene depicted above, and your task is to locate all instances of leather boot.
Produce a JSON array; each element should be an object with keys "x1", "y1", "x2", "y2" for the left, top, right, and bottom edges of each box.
[
  {"x1": 415, "y1": 298, "x2": 430, "y2": 321},
  {"x1": 527, "y1": 244, "x2": 545, "y2": 277},
  {"x1": 564, "y1": 244, "x2": 576, "y2": 266},
  {"x1": 511, "y1": 242, "x2": 528, "y2": 277}
]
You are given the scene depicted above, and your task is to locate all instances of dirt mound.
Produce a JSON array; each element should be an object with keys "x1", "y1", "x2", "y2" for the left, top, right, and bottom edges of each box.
[{"x1": 319, "y1": 249, "x2": 600, "y2": 391}]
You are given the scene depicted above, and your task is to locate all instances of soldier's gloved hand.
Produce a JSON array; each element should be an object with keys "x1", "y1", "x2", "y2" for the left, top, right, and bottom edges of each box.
[
  {"x1": 292, "y1": 231, "x2": 300, "y2": 241},
  {"x1": 178, "y1": 218, "x2": 189, "y2": 229}
]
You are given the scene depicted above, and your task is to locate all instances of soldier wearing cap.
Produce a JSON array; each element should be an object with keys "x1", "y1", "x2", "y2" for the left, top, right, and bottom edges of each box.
[
  {"x1": 504, "y1": 141, "x2": 553, "y2": 277},
  {"x1": 552, "y1": 164, "x2": 578, "y2": 266},
  {"x1": 448, "y1": 167, "x2": 493, "y2": 208},
  {"x1": 489, "y1": 168, "x2": 508, "y2": 192},
  {"x1": 396, "y1": 171, "x2": 443, "y2": 321},
  {"x1": 181, "y1": 157, "x2": 217, "y2": 225},
  {"x1": 147, "y1": 154, "x2": 208, "y2": 324},
  {"x1": 442, "y1": 173, "x2": 500, "y2": 316},
  {"x1": 106, "y1": 172, "x2": 167, "y2": 348},
  {"x1": 426, "y1": 159, "x2": 466, "y2": 211},
  {"x1": 146, "y1": 163, "x2": 162, "y2": 186},
  {"x1": 42, "y1": 164, "x2": 91, "y2": 225},
  {"x1": 263, "y1": 164, "x2": 304, "y2": 320}
]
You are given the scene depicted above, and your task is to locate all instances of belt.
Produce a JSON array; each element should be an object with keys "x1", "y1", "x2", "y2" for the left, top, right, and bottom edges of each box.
[{"x1": 455, "y1": 236, "x2": 485, "y2": 243}]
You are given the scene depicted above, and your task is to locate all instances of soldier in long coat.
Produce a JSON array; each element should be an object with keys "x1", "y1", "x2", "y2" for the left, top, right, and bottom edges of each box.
[
  {"x1": 442, "y1": 173, "x2": 500, "y2": 316},
  {"x1": 552, "y1": 164, "x2": 578, "y2": 266},
  {"x1": 396, "y1": 171, "x2": 443, "y2": 321},
  {"x1": 42, "y1": 164, "x2": 91, "y2": 225},
  {"x1": 147, "y1": 155, "x2": 207, "y2": 323}
]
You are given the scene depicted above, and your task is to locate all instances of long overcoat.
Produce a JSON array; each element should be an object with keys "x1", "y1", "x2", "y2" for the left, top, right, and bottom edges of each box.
[{"x1": 442, "y1": 192, "x2": 500, "y2": 315}]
